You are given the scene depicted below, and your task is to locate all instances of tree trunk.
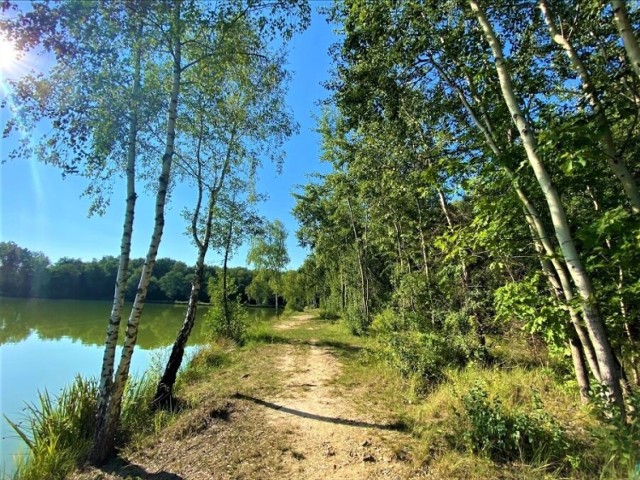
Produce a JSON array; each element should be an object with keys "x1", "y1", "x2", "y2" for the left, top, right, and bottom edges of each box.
[
  {"x1": 91, "y1": 17, "x2": 142, "y2": 465},
  {"x1": 470, "y1": 0, "x2": 624, "y2": 414},
  {"x1": 153, "y1": 121, "x2": 235, "y2": 407},
  {"x1": 153, "y1": 249, "x2": 206, "y2": 408},
  {"x1": 91, "y1": 3, "x2": 182, "y2": 463},
  {"x1": 569, "y1": 333, "x2": 591, "y2": 403},
  {"x1": 346, "y1": 197, "x2": 369, "y2": 322},
  {"x1": 539, "y1": 0, "x2": 640, "y2": 214},
  {"x1": 223, "y1": 220, "x2": 233, "y2": 336},
  {"x1": 611, "y1": 0, "x2": 640, "y2": 81}
]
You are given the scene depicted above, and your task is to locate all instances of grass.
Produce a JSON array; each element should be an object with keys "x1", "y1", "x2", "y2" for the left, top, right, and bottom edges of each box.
[
  {"x1": 7, "y1": 372, "x2": 173, "y2": 480},
  {"x1": 13, "y1": 311, "x2": 637, "y2": 479}
]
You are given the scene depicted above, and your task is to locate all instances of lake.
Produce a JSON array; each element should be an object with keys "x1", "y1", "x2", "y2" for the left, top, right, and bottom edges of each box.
[{"x1": 0, "y1": 298, "x2": 276, "y2": 473}]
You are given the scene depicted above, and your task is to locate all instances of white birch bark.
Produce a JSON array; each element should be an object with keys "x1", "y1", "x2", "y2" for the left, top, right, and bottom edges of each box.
[
  {"x1": 470, "y1": 0, "x2": 624, "y2": 412},
  {"x1": 91, "y1": 17, "x2": 142, "y2": 464},
  {"x1": 611, "y1": 0, "x2": 640, "y2": 81},
  {"x1": 91, "y1": 2, "x2": 182, "y2": 463},
  {"x1": 539, "y1": 0, "x2": 640, "y2": 214}
]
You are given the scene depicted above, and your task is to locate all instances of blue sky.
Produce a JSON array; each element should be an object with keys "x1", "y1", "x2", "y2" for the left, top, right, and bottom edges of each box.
[{"x1": 0, "y1": 5, "x2": 336, "y2": 269}]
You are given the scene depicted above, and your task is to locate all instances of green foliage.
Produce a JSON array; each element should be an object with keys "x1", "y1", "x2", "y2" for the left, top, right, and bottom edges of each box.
[
  {"x1": 591, "y1": 386, "x2": 640, "y2": 478},
  {"x1": 456, "y1": 384, "x2": 571, "y2": 467},
  {"x1": 205, "y1": 276, "x2": 248, "y2": 344},
  {"x1": 370, "y1": 309, "x2": 470, "y2": 389},
  {"x1": 343, "y1": 303, "x2": 369, "y2": 335},
  {"x1": 494, "y1": 275, "x2": 568, "y2": 351},
  {"x1": 7, "y1": 372, "x2": 170, "y2": 479}
]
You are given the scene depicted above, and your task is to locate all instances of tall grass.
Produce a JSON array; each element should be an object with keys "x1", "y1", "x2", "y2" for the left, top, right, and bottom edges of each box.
[
  {"x1": 7, "y1": 376, "x2": 97, "y2": 480},
  {"x1": 6, "y1": 372, "x2": 168, "y2": 480}
]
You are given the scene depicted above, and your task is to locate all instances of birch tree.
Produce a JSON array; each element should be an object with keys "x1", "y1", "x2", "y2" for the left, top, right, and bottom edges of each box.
[
  {"x1": 247, "y1": 220, "x2": 290, "y2": 314},
  {"x1": 152, "y1": 13, "x2": 299, "y2": 407}
]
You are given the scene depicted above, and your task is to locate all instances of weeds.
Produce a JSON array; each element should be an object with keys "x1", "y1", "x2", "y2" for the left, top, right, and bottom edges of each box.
[{"x1": 7, "y1": 372, "x2": 171, "y2": 480}]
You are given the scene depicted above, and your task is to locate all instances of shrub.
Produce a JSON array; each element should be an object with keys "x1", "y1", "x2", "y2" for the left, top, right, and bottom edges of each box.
[
  {"x1": 457, "y1": 383, "x2": 571, "y2": 466},
  {"x1": 591, "y1": 386, "x2": 640, "y2": 479},
  {"x1": 344, "y1": 303, "x2": 369, "y2": 335},
  {"x1": 205, "y1": 276, "x2": 249, "y2": 344},
  {"x1": 370, "y1": 309, "x2": 470, "y2": 390}
]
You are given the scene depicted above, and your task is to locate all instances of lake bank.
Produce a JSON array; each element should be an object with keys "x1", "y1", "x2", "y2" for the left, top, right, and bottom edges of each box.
[{"x1": 0, "y1": 298, "x2": 276, "y2": 474}]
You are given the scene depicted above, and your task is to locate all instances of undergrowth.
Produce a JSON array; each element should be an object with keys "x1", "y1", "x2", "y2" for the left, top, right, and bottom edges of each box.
[{"x1": 7, "y1": 372, "x2": 171, "y2": 480}]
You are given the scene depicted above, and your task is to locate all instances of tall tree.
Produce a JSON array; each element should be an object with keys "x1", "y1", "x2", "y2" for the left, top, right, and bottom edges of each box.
[
  {"x1": 247, "y1": 219, "x2": 290, "y2": 314},
  {"x1": 152, "y1": 9, "x2": 300, "y2": 406}
]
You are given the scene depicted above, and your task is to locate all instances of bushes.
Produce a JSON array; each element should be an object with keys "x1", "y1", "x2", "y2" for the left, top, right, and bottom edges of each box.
[
  {"x1": 370, "y1": 309, "x2": 472, "y2": 390},
  {"x1": 344, "y1": 303, "x2": 369, "y2": 335},
  {"x1": 205, "y1": 276, "x2": 249, "y2": 344},
  {"x1": 457, "y1": 383, "x2": 571, "y2": 465}
]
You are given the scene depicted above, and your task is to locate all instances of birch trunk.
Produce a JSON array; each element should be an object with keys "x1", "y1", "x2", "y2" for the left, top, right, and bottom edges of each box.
[
  {"x1": 223, "y1": 219, "x2": 233, "y2": 335},
  {"x1": 91, "y1": 3, "x2": 182, "y2": 462},
  {"x1": 470, "y1": 0, "x2": 624, "y2": 413},
  {"x1": 346, "y1": 197, "x2": 369, "y2": 322},
  {"x1": 611, "y1": 0, "x2": 640, "y2": 81},
  {"x1": 539, "y1": 0, "x2": 640, "y2": 214},
  {"x1": 434, "y1": 50, "x2": 603, "y2": 386},
  {"x1": 153, "y1": 125, "x2": 235, "y2": 407},
  {"x1": 91, "y1": 18, "x2": 142, "y2": 465}
]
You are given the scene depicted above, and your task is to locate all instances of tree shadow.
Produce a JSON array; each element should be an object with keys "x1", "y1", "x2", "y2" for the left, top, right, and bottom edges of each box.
[
  {"x1": 101, "y1": 457, "x2": 185, "y2": 479},
  {"x1": 232, "y1": 393, "x2": 406, "y2": 431}
]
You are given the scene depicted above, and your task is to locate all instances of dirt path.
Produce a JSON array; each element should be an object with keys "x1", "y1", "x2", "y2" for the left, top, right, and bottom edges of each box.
[
  {"x1": 252, "y1": 334, "x2": 415, "y2": 479},
  {"x1": 75, "y1": 314, "x2": 419, "y2": 479}
]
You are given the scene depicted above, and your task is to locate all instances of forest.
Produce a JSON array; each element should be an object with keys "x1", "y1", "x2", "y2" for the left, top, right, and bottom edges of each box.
[
  {"x1": 0, "y1": 240, "x2": 307, "y2": 306},
  {"x1": 2, "y1": 0, "x2": 640, "y2": 478}
]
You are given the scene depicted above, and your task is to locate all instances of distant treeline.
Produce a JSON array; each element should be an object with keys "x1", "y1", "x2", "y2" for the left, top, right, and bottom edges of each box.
[{"x1": 0, "y1": 241, "x2": 258, "y2": 304}]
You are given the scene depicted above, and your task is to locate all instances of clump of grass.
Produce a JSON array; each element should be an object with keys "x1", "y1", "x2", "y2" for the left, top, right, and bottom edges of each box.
[
  {"x1": 7, "y1": 376, "x2": 97, "y2": 480},
  {"x1": 244, "y1": 321, "x2": 280, "y2": 345},
  {"x1": 7, "y1": 371, "x2": 174, "y2": 480},
  {"x1": 178, "y1": 343, "x2": 231, "y2": 386}
]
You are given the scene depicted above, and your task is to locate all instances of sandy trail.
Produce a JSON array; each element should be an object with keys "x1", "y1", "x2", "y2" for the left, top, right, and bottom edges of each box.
[
  {"x1": 242, "y1": 320, "x2": 416, "y2": 479},
  {"x1": 73, "y1": 315, "x2": 419, "y2": 479}
]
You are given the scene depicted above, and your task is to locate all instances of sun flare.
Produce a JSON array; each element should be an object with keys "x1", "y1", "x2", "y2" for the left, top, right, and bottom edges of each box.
[{"x1": 0, "y1": 36, "x2": 18, "y2": 72}]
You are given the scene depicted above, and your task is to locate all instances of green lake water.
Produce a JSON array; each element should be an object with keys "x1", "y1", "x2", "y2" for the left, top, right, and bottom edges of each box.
[{"x1": 0, "y1": 298, "x2": 276, "y2": 474}]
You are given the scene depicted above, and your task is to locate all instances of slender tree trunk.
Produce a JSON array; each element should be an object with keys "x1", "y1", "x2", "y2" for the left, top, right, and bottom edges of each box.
[
  {"x1": 539, "y1": 0, "x2": 640, "y2": 214},
  {"x1": 611, "y1": 0, "x2": 640, "y2": 81},
  {"x1": 470, "y1": 0, "x2": 624, "y2": 414},
  {"x1": 569, "y1": 333, "x2": 591, "y2": 403},
  {"x1": 223, "y1": 219, "x2": 233, "y2": 336},
  {"x1": 91, "y1": 4, "x2": 182, "y2": 463},
  {"x1": 153, "y1": 248, "x2": 206, "y2": 408},
  {"x1": 91, "y1": 17, "x2": 142, "y2": 465},
  {"x1": 346, "y1": 197, "x2": 369, "y2": 322},
  {"x1": 153, "y1": 124, "x2": 235, "y2": 407}
]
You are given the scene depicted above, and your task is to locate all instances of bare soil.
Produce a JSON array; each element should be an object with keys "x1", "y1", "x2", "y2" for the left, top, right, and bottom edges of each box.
[{"x1": 74, "y1": 314, "x2": 422, "y2": 479}]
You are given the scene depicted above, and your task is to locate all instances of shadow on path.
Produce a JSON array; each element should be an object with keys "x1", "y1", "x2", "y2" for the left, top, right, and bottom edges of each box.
[
  {"x1": 101, "y1": 458, "x2": 185, "y2": 480},
  {"x1": 233, "y1": 393, "x2": 406, "y2": 431}
]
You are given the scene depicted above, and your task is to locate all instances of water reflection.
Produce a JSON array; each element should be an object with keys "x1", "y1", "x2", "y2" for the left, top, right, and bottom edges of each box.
[{"x1": 0, "y1": 298, "x2": 276, "y2": 474}]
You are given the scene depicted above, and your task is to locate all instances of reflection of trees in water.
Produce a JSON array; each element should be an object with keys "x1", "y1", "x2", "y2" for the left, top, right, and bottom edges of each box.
[
  {"x1": 0, "y1": 305, "x2": 32, "y2": 344},
  {"x1": 0, "y1": 299, "x2": 276, "y2": 349}
]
